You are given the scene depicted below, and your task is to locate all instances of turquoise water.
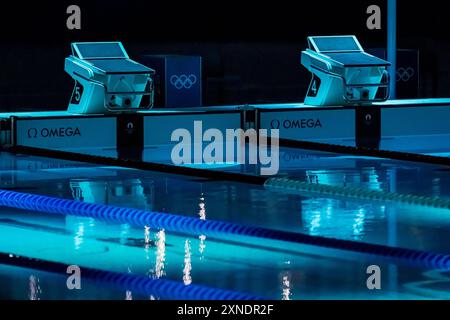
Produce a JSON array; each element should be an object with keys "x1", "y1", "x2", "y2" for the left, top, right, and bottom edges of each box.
[{"x1": 0, "y1": 150, "x2": 450, "y2": 299}]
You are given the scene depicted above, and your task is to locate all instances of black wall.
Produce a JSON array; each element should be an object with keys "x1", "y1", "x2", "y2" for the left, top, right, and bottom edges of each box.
[{"x1": 0, "y1": 0, "x2": 447, "y2": 111}]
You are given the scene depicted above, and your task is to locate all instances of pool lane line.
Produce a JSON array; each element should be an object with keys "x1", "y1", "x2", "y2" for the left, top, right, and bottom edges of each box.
[
  {"x1": 277, "y1": 138, "x2": 450, "y2": 167},
  {"x1": 5, "y1": 144, "x2": 450, "y2": 206},
  {"x1": 4, "y1": 144, "x2": 450, "y2": 211},
  {"x1": 265, "y1": 177, "x2": 450, "y2": 210},
  {"x1": 0, "y1": 189, "x2": 450, "y2": 270},
  {"x1": 0, "y1": 252, "x2": 262, "y2": 300}
]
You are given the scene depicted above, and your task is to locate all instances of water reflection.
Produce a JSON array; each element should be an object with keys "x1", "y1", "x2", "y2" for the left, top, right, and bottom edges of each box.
[
  {"x1": 154, "y1": 229, "x2": 166, "y2": 279},
  {"x1": 305, "y1": 167, "x2": 383, "y2": 191},
  {"x1": 183, "y1": 240, "x2": 192, "y2": 285},
  {"x1": 120, "y1": 224, "x2": 131, "y2": 246},
  {"x1": 125, "y1": 290, "x2": 133, "y2": 300},
  {"x1": 125, "y1": 266, "x2": 133, "y2": 300},
  {"x1": 28, "y1": 275, "x2": 41, "y2": 300},
  {"x1": 352, "y1": 208, "x2": 366, "y2": 240},
  {"x1": 301, "y1": 168, "x2": 393, "y2": 241},
  {"x1": 198, "y1": 193, "x2": 206, "y2": 256},
  {"x1": 69, "y1": 178, "x2": 154, "y2": 210},
  {"x1": 73, "y1": 222, "x2": 85, "y2": 250},
  {"x1": 302, "y1": 198, "x2": 380, "y2": 241},
  {"x1": 144, "y1": 225, "x2": 151, "y2": 261},
  {"x1": 281, "y1": 272, "x2": 292, "y2": 301},
  {"x1": 432, "y1": 178, "x2": 441, "y2": 197}
]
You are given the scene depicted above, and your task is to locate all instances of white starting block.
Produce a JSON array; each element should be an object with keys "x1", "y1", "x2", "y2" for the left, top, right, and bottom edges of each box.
[
  {"x1": 301, "y1": 35, "x2": 391, "y2": 106},
  {"x1": 64, "y1": 42, "x2": 155, "y2": 114}
]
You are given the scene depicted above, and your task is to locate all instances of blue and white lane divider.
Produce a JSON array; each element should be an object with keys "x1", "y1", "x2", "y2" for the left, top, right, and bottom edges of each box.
[
  {"x1": 0, "y1": 189, "x2": 450, "y2": 270},
  {"x1": 0, "y1": 253, "x2": 261, "y2": 300}
]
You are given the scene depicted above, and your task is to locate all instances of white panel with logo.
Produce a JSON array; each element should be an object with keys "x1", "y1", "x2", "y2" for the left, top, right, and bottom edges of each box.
[
  {"x1": 15, "y1": 117, "x2": 117, "y2": 150},
  {"x1": 259, "y1": 109, "x2": 356, "y2": 146}
]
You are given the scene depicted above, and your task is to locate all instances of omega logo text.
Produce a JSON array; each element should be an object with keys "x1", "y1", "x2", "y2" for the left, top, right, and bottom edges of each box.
[
  {"x1": 27, "y1": 127, "x2": 82, "y2": 138},
  {"x1": 270, "y1": 119, "x2": 322, "y2": 130}
]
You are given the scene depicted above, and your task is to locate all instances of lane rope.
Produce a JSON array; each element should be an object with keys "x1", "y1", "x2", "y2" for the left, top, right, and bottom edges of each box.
[
  {"x1": 4, "y1": 145, "x2": 450, "y2": 210},
  {"x1": 0, "y1": 189, "x2": 449, "y2": 270},
  {"x1": 265, "y1": 177, "x2": 450, "y2": 210},
  {"x1": 0, "y1": 253, "x2": 261, "y2": 300}
]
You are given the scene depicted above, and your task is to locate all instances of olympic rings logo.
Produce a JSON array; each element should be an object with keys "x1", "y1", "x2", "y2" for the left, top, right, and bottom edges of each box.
[
  {"x1": 396, "y1": 67, "x2": 415, "y2": 82},
  {"x1": 170, "y1": 74, "x2": 197, "y2": 89}
]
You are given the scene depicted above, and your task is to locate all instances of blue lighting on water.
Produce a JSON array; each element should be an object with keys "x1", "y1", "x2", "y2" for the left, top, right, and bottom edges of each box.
[
  {"x1": 0, "y1": 253, "x2": 260, "y2": 300},
  {"x1": 0, "y1": 189, "x2": 450, "y2": 270}
]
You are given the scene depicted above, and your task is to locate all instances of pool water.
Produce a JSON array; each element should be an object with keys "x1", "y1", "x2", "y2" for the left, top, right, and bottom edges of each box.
[{"x1": 0, "y1": 147, "x2": 450, "y2": 300}]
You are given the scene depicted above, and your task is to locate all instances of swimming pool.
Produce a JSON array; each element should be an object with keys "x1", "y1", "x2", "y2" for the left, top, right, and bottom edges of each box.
[{"x1": 0, "y1": 144, "x2": 450, "y2": 300}]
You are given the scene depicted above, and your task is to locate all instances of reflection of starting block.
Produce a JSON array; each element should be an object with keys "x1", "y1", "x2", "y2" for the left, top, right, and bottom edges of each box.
[
  {"x1": 301, "y1": 36, "x2": 391, "y2": 106},
  {"x1": 65, "y1": 42, "x2": 155, "y2": 114}
]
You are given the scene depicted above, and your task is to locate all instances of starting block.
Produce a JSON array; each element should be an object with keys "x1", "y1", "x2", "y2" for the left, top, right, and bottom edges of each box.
[
  {"x1": 301, "y1": 35, "x2": 391, "y2": 106},
  {"x1": 64, "y1": 42, "x2": 155, "y2": 114}
]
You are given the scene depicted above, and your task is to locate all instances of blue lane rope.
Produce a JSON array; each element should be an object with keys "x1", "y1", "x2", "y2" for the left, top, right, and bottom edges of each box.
[
  {"x1": 86, "y1": 269, "x2": 261, "y2": 300},
  {"x1": 265, "y1": 177, "x2": 450, "y2": 210},
  {"x1": 0, "y1": 189, "x2": 450, "y2": 270},
  {"x1": 0, "y1": 253, "x2": 261, "y2": 300}
]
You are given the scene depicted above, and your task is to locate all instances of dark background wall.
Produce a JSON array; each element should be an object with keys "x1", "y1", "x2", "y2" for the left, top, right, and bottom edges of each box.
[{"x1": 0, "y1": 0, "x2": 447, "y2": 111}]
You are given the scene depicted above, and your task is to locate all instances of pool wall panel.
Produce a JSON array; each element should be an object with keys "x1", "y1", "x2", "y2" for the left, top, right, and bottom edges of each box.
[
  {"x1": 143, "y1": 112, "x2": 242, "y2": 147},
  {"x1": 14, "y1": 117, "x2": 117, "y2": 150},
  {"x1": 381, "y1": 105, "x2": 450, "y2": 151},
  {"x1": 258, "y1": 108, "x2": 356, "y2": 146}
]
